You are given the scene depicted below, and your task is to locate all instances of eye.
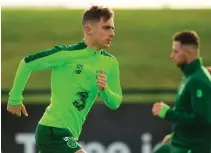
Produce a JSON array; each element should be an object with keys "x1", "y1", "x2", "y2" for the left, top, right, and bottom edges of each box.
[{"x1": 103, "y1": 25, "x2": 114, "y2": 30}]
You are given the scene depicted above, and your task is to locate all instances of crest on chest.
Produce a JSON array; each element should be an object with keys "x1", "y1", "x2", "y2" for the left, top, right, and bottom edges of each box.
[{"x1": 74, "y1": 64, "x2": 84, "y2": 74}]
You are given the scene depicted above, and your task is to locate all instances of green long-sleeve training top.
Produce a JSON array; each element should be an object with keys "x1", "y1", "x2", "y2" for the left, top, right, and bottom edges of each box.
[
  {"x1": 8, "y1": 40, "x2": 123, "y2": 140},
  {"x1": 165, "y1": 58, "x2": 211, "y2": 152}
]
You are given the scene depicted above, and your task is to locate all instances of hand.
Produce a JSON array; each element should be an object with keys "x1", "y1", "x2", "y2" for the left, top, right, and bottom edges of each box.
[
  {"x1": 152, "y1": 101, "x2": 165, "y2": 116},
  {"x1": 152, "y1": 101, "x2": 170, "y2": 118},
  {"x1": 162, "y1": 134, "x2": 172, "y2": 144},
  {"x1": 7, "y1": 104, "x2": 28, "y2": 117},
  {"x1": 206, "y1": 66, "x2": 211, "y2": 74},
  {"x1": 97, "y1": 69, "x2": 107, "y2": 91}
]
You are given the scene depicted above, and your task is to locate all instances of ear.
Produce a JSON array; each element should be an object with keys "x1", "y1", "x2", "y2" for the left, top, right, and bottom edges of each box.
[
  {"x1": 84, "y1": 24, "x2": 92, "y2": 36},
  {"x1": 183, "y1": 45, "x2": 193, "y2": 56},
  {"x1": 184, "y1": 49, "x2": 192, "y2": 60},
  {"x1": 186, "y1": 48, "x2": 192, "y2": 55}
]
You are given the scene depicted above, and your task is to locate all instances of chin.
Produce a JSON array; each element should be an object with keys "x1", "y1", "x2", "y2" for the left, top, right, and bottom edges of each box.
[
  {"x1": 103, "y1": 44, "x2": 110, "y2": 49},
  {"x1": 176, "y1": 62, "x2": 186, "y2": 68}
]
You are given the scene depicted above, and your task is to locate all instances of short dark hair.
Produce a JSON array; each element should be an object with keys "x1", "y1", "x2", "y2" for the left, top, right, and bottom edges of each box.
[
  {"x1": 173, "y1": 30, "x2": 200, "y2": 48},
  {"x1": 82, "y1": 5, "x2": 114, "y2": 25}
]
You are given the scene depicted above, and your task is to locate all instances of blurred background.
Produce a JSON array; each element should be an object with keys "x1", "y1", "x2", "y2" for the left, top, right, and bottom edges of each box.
[{"x1": 1, "y1": 0, "x2": 211, "y2": 153}]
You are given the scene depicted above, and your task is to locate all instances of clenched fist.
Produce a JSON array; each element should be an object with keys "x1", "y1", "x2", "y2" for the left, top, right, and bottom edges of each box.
[
  {"x1": 152, "y1": 102, "x2": 164, "y2": 116},
  {"x1": 7, "y1": 104, "x2": 28, "y2": 117},
  {"x1": 207, "y1": 66, "x2": 211, "y2": 74},
  {"x1": 97, "y1": 69, "x2": 107, "y2": 91},
  {"x1": 152, "y1": 101, "x2": 170, "y2": 119}
]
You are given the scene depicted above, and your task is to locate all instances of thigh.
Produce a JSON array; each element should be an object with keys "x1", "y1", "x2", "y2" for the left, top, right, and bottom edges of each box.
[{"x1": 38, "y1": 137, "x2": 82, "y2": 153}]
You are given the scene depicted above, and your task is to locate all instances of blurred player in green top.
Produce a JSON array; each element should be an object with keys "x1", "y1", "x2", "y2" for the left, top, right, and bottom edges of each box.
[
  {"x1": 7, "y1": 5, "x2": 122, "y2": 153},
  {"x1": 152, "y1": 31, "x2": 211, "y2": 153}
]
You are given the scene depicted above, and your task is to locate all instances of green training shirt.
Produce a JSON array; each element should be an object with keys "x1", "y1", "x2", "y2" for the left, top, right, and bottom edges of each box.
[
  {"x1": 165, "y1": 58, "x2": 211, "y2": 152},
  {"x1": 8, "y1": 40, "x2": 122, "y2": 140}
]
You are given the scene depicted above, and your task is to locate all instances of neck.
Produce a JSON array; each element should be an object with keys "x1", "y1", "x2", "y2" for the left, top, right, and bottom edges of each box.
[
  {"x1": 83, "y1": 36, "x2": 101, "y2": 51},
  {"x1": 180, "y1": 57, "x2": 201, "y2": 76}
]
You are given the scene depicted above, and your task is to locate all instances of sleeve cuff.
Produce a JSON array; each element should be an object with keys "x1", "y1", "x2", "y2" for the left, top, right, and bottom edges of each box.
[
  {"x1": 100, "y1": 87, "x2": 110, "y2": 100},
  {"x1": 159, "y1": 104, "x2": 170, "y2": 119},
  {"x1": 8, "y1": 99, "x2": 22, "y2": 105}
]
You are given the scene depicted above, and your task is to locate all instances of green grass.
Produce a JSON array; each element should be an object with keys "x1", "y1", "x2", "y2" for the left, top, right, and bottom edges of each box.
[{"x1": 2, "y1": 9, "x2": 211, "y2": 103}]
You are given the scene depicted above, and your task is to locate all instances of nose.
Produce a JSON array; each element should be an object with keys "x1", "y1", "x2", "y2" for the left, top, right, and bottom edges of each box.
[{"x1": 110, "y1": 30, "x2": 115, "y2": 37}]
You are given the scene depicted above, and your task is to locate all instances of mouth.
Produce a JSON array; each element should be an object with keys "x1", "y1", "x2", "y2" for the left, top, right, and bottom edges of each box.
[{"x1": 106, "y1": 39, "x2": 112, "y2": 44}]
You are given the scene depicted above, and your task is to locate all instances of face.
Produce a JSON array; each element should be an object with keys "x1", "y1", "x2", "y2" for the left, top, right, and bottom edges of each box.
[
  {"x1": 170, "y1": 41, "x2": 188, "y2": 67},
  {"x1": 85, "y1": 17, "x2": 115, "y2": 49}
]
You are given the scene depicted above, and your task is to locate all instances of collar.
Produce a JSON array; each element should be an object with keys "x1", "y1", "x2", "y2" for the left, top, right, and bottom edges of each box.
[
  {"x1": 180, "y1": 58, "x2": 202, "y2": 76},
  {"x1": 80, "y1": 40, "x2": 102, "y2": 55}
]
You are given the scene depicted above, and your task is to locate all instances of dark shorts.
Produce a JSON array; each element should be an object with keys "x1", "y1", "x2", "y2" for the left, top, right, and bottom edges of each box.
[{"x1": 35, "y1": 124, "x2": 82, "y2": 153}]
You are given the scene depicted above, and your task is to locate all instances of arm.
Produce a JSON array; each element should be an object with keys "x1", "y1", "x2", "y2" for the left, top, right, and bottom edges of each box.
[
  {"x1": 163, "y1": 80, "x2": 211, "y2": 124},
  {"x1": 8, "y1": 46, "x2": 73, "y2": 105},
  {"x1": 100, "y1": 59, "x2": 123, "y2": 110}
]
